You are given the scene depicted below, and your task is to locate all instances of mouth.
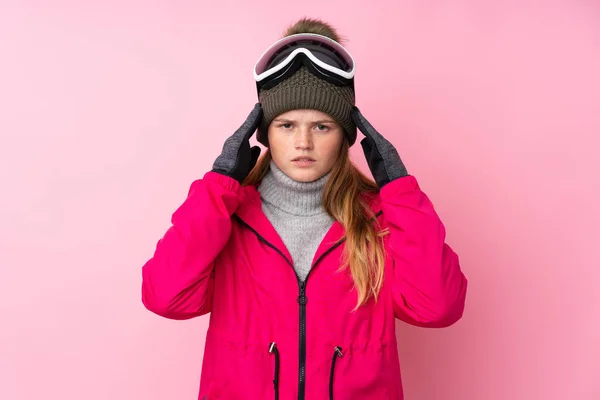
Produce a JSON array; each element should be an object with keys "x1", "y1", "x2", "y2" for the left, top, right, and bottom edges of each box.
[{"x1": 291, "y1": 157, "x2": 316, "y2": 167}]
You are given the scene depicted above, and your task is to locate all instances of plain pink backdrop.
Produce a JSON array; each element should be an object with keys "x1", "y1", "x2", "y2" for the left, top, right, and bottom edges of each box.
[{"x1": 1, "y1": 1, "x2": 599, "y2": 399}]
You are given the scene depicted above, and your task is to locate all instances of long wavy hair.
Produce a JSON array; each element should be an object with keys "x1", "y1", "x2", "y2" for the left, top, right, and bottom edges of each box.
[{"x1": 243, "y1": 140, "x2": 389, "y2": 309}]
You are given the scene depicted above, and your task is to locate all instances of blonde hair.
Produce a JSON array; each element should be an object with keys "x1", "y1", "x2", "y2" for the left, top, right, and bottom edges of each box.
[{"x1": 243, "y1": 142, "x2": 389, "y2": 309}]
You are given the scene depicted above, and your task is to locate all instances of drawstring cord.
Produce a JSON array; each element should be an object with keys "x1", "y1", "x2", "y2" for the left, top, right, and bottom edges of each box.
[
  {"x1": 269, "y1": 343, "x2": 343, "y2": 399},
  {"x1": 329, "y1": 346, "x2": 344, "y2": 400},
  {"x1": 269, "y1": 342, "x2": 280, "y2": 400}
]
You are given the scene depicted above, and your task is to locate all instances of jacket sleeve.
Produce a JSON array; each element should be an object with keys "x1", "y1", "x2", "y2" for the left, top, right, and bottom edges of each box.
[
  {"x1": 141, "y1": 171, "x2": 241, "y2": 320},
  {"x1": 379, "y1": 175, "x2": 467, "y2": 328}
]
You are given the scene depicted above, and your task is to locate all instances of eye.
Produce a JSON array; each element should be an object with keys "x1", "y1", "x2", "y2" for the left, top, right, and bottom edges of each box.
[
  {"x1": 280, "y1": 123, "x2": 293, "y2": 129},
  {"x1": 315, "y1": 124, "x2": 329, "y2": 131}
]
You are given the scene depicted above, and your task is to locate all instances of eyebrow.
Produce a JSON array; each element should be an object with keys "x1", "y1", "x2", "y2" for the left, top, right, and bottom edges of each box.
[{"x1": 273, "y1": 118, "x2": 336, "y2": 124}]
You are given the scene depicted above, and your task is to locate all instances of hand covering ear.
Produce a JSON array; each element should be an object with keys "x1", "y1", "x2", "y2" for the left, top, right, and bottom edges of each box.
[
  {"x1": 212, "y1": 103, "x2": 263, "y2": 183},
  {"x1": 351, "y1": 106, "x2": 408, "y2": 188}
]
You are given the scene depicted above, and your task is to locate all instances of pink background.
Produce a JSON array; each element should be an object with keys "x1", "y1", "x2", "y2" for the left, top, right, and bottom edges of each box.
[{"x1": 1, "y1": 1, "x2": 599, "y2": 399}]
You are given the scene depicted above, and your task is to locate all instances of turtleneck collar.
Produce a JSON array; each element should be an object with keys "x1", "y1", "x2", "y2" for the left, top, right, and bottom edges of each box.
[{"x1": 257, "y1": 161, "x2": 330, "y2": 217}]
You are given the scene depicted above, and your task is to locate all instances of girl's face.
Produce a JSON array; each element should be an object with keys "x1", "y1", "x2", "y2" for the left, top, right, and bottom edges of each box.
[{"x1": 267, "y1": 109, "x2": 345, "y2": 182}]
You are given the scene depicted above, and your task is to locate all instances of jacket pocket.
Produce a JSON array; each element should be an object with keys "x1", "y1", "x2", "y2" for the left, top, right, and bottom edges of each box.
[
  {"x1": 329, "y1": 346, "x2": 344, "y2": 400},
  {"x1": 324, "y1": 342, "x2": 403, "y2": 399},
  {"x1": 200, "y1": 337, "x2": 280, "y2": 399}
]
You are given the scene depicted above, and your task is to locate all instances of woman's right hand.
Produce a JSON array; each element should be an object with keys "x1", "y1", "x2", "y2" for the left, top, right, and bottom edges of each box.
[{"x1": 211, "y1": 103, "x2": 263, "y2": 183}]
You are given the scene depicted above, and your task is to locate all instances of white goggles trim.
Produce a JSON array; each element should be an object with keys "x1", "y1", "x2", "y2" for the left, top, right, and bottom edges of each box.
[{"x1": 253, "y1": 33, "x2": 356, "y2": 83}]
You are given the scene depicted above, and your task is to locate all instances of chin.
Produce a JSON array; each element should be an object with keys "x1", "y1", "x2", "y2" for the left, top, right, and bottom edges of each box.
[
  {"x1": 294, "y1": 176, "x2": 317, "y2": 183},
  {"x1": 289, "y1": 170, "x2": 324, "y2": 183}
]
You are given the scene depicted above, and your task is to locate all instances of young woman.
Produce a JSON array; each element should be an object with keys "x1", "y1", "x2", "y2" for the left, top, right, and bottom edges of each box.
[{"x1": 142, "y1": 18, "x2": 467, "y2": 400}]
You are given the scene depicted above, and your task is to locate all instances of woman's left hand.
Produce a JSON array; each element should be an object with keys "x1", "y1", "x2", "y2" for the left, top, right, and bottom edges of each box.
[{"x1": 351, "y1": 107, "x2": 408, "y2": 188}]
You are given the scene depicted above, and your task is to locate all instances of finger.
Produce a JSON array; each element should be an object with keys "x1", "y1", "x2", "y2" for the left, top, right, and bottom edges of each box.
[
  {"x1": 235, "y1": 103, "x2": 263, "y2": 141},
  {"x1": 361, "y1": 137, "x2": 388, "y2": 187},
  {"x1": 351, "y1": 107, "x2": 383, "y2": 140},
  {"x1": 238, "y1": 134, "x2": 251, "y2": 155}
]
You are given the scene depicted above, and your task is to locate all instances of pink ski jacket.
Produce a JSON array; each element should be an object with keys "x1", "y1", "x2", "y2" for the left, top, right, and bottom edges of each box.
[{"x1": 142, "y1": 171, "x2": 467, "y2": 400}]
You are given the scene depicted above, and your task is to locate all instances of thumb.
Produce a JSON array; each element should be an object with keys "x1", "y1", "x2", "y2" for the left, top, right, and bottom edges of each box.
[
  {"x1": 360, "y1": 136, "x2": 373, "y2": 158},
  {"x1": 249, "y1": 146, "x2": 261, "y2": 169}
]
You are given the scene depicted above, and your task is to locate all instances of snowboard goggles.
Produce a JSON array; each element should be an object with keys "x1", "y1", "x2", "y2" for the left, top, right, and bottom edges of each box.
[{"x1": 253, "y1": 33, "x2": 356, "y2": 93}]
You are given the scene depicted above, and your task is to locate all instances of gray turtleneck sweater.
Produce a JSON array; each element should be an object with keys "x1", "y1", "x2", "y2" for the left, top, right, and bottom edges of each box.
[{"x1": 257, "y1": 161, "x2": 334, "y2": 281}]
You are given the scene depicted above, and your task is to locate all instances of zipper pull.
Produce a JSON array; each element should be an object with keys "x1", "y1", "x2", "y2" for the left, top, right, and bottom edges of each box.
[
  {"x1": 334, "y1": 346, "x2": 343, "y2": 358},
  {"x1": 298, "y1": 281, "x2": 308, "y2": 305}
]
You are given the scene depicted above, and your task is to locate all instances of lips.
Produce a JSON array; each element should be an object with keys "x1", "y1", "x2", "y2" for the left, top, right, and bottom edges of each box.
[
  {"x1": 292, "y1": 157, "x2": 315, "y2": 162},
  {"x1": 291, "y1": 157, "x2": 316, "y2": 168}
]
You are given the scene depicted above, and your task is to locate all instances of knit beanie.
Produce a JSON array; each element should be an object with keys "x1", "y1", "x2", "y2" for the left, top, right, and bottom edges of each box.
[{"x1": 257, "y1": 66, "x2": 357, "y2": 147}]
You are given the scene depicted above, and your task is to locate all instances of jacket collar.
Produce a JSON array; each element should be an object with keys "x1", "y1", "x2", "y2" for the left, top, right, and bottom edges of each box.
[
  {"x1": 234, "y1": 184, "x2": 382, "y2": 268},
  {"x1": 235, "y1": 184, "x2": 293, "y2": 265}
]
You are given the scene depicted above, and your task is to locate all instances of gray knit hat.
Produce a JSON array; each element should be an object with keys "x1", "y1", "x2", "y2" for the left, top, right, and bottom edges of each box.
[{"x1": 257, "y1": 66, "x2": 356, "y2": 147}]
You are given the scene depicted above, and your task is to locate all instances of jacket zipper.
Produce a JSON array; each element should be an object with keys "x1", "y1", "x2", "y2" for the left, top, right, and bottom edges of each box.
[
  {"x1": 233, "y1": 214, "x2": 347, "y2": 399},
  {"x1": 298, "y1": 279, "x2": 307, "y2": 399},
  {"x1": 297, "y1": 241, "x2": 344, "y2": 399}
]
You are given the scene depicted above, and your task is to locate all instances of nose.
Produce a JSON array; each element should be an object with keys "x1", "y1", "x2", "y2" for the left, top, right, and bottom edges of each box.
[{"x1": 294, "y1": 128, "x2": 314, "y2": 150}]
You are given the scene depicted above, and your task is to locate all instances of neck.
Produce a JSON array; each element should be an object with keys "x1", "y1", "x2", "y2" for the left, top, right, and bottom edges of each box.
[{"x1": 258, "y1": 161, "x2": 329, "y2": 216}]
